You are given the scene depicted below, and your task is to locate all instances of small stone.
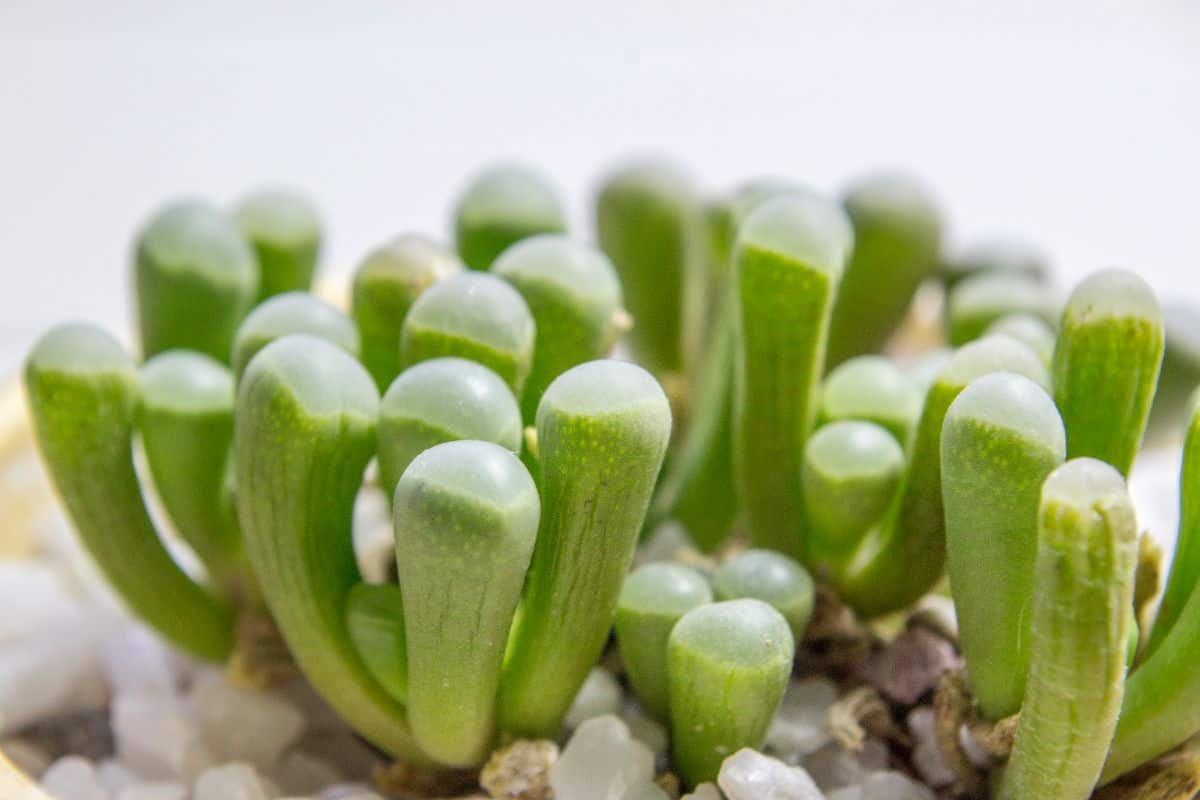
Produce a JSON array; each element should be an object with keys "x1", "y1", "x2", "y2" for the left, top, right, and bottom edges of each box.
[
  {"x1": 801, "y1": 739, "x2": 888, "y2": 791},
  {"x1": 861, "y1": 771, "x2": 934, "y2": 800},
  {"x1": 635, "y1": 522, "x2": 696, "y2": 567},
  {"x1": 98, "y1": 758, "x2": 139, "y2": 793},
  {"x1": 116, "y1": 782, "x2": 188, "y2": 800},
  {"x1": 766, "y1": 679, "x2": 838, "y2": 763},
  {"x1": 102, "y1": 625, "x2": 178, "y2": 697},
  {"x1": 317, "y1": 784, "x2": 386, "y2": 800},
  {"x1": 20, "y1": 708, "x2": 115, "y2": 763},
  {"x1": 0, "y1": 561, "x2": 80, "y2": 642},
  {"x1": 717, "y1": 748, "x2": 823, "y2": 800},
  {"x1": 274, "y1": 751, "x2": 343, "y2": 796},
  {"x1": 480, "y1": 738, "x2": 557, "y2": 800},
  {"x1": 193, "y1": 762, "x2": 275, "y2": 800},
  {"x1": 1, "y1": 737, "x2": 51, "y2": 776},
  {"x1": 826, "y1": 788, "x2": 864, "y2": 800},
  {"x1": 293, "y1": 730, "x2": 385, "y2": 783},
  {"x1": 40, "y1": 755, "x2": 108, "y2": 800},
  {"x1": 564, "y1": 668, "x2": 623, "y2": 730},
  {"x1": 549, "y1": 715, "x2": 654, "y2": 800},
  {"x1": 621, "y1": 710, "x2": 669, "y2": 758},
  {"x1": 958, "y1": 723, "x2": 992, "y2": 770},
  {"x1": 191, "y1": 670, "x2": 306, "y2": 769},
  {"x1": 112, "y1": 692, "x2": 211, "y2": 780},
  {"x1": 625, "y1": 784, "x2": 671, "y2": 800},
  {"x1": 0, "y1": 617, "x2": 109, "y2": 736},
  {"x1": 681, "y1": 783, "x2": 721, "y2": 800},
  {"x1": 906, "y1": 708, "x2": 954, "y2": 788},
  {"x1": 856, "y1": 627, "x2": 961, "y2": 705}
]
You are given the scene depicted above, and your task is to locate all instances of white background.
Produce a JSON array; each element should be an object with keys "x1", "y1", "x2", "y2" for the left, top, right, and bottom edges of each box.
[{"x1": 2, "y1": 1, "x2": 1198, "y2": 379}]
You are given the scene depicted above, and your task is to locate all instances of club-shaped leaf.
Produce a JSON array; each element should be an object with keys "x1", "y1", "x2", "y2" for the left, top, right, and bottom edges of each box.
[
  {"x1": 942, "y1": 372, "x2": 1066, "y2": 720},
  {"x1": 232, "y1": 291, "x2": 359, "y2": 381},
  {"x1": 712, "y1": 549, "x2": 815, "y2": 642},
  {"x1": 235, "y1": 334, "x2": 428, "y2": 763},
  {"x1": 133, "y1": 200, "x2": 258, "y2": 362},
  {"x1": 1052, "y1": 268, "x2": 1163, "y2": 476},
  {"x1": 377, "y1": 357, "x2": 522, "y2": 503},
  {"x1": 939, "y1": 239, "x2": 1049, "y2": 290},
  {"x1": 138, "y1": 351, "x2": 243, "y2": 597},
  {"x1": 25, "y1": 323, "x2": 235, "y2": 660},
  {"x1": 826, "y1": 174, "x2": 943, "y2": 367},
  {"x1": 491, "y1": 235, "x2": 625, "y2": 422},
  {"x1": 401, "y1": 272, "x2": 535, "y2": 398},
  {"x1": 232, "y1": 187, "x2": 322, "y2": 301},
  {"x1": 819, "y1": 355, "x2": 922, "y2": 447},
  {"x1": 454, "y1": 164, "x2": 567, "y2": 270},
  {"x1": 595, "y1": 160, "x2": 705, "y2": 377},
  {"x1": 1000, "y1": 458, "x2": 1137, "y2": 800},
  {"x1": 345, "y1": 582, "x2": 408, "y2": 705},
  {"x1": 351, "y1": 234, "x2": 462, "y2": 392},
  {"x1": 947, "y1": 272, "x2": 1060, "y2": 346},
  {"x1": 733, "y1": 192, "x2": 850, "y2": 559},
  {"x1": 395, "y1": 440, "x2": 539, "y2": 766},
  {"x1": 498, "y1": 360, "x2": 671, "y2": 737},
  {"x1": 615, "y1": 563, "x2": 713, "y2": 722},
  {"x1": 667, "y1": 599, "x2": 794, "y2": 787},
  {"x1": 985, "y1": 312, "x2": 1056, "y2": 367}
]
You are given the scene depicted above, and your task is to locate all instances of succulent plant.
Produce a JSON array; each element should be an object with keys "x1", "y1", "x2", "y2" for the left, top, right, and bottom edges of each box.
[{"x1": 24, "y1": 163, "x2": 1200, "y2": 799}]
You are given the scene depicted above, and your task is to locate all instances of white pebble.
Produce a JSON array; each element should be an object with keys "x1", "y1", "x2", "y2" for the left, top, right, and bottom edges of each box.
[
  {"x1": 116, "y1": 783, "x2": 187, "y2": 800},
  {"x1": 0, "y1": 561, "x2": 79, "y2": 642},
  {"x1": 717, "y1": 748, "x2": 824, "y2": 800},
  {"x1": 550, "y1": 715, "x2": 656, "y2": 800},
  {"x1": 862, "y1": 771, "x2": 935, "y2": 800},
  {"x1": 102, "y1": 625, "x2": 178, "y2": 696},
  {"x1": 317, "y1": 784, "x2": 385, "y2": 799},
  {"x1": 766, "y1": 678, "x2": 838, "y2": 762},
  {"x1": 0, "y1": 616, "x2": 108, "y2": 735},
  {"x1": 112, "y1": 692, "x2": 211, "y2": 781},
  {"x1": 826, "y1": 788, "x2": 864, "y2": 800},
  {"x1": 191, "y1": 671, "x2": 306, "y2": 769},
  {"x1": 273, "y1": 750, "x2": 344, "y2": 796},
  {"x1": 621, "y1": 708, "x2": 669, "y2": 757},
  {"x1": 681, "y1": 783, "x2": 722, "y2": 800},
  {"x1": 40, "y1": 756, "x2": 108, "y2": 800},
  {"x1": 906, "y1": 708, "x2": 955, "y2": 788},
  {"x1": 193, "y1": 762, "x2": 276, "y2": 800},
  {"x1": 564, "y1": 668, "x2": 624, "y2": 730},
  {"x1": 97, "y1": 759, "x2": 139, "y2": 793},
  {"x1": 801, "y1": 739, "x2": 887, "y2": 791}
]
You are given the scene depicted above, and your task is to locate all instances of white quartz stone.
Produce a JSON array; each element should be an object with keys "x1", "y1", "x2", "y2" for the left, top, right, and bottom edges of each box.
[
  {"x1": 112, "y1": 692, "x2": 211, "y2": 781},
  {"x1": 273, "y1": 750, "x2": 344, "y2": 796},
  {"x1": 191, "y1": 671, "x2": 306, "y2": 769},
  {"x1": 115, "y1": 782, "x2": 188, "y2": 800},
  {"x1": 681, "y1": 783, "x2": 722, "y2": 800},
  {"x1": 717, "y1": 748, "x2": 825, "y2": 800},
  {"x1": 564, "y1": 668, "x2": 624, "y2": 730},
  {"x1": 766, "y1": 678, "x2": 838, "y2": 762},
  {"x1": 906, "y1": 708, "x2": 955, "y2": 788},
  {"x1": 102, "y1": 625, "x2": 178, "y2": 697},
  {"x1": 826, "y1": 788, "x2": 864, "y2": 800},
  {"x1": 550, "y1": 715, "x2": 656, "y2": 800},
  {"x1": 0, "y1": 615, "x2": 109, "y2": 735},
  {"x1": 97, "y1": 759, "x2": 139, "y2": 793},
  {"x1": 801, "y1": 739, "x2": 887, "y2": 791},
  {"x1": 621, "y1": 708, "x2": 669, "y2": 757},
  {"x1": 861, "y1": 771, "x2": 934, "y2": 800},
  {"x1": 193, "y1": 763, "x2": 276, "y2": 800},
  {"x1": 40, "y1": 756, "x2": 108, "y2": 800}
]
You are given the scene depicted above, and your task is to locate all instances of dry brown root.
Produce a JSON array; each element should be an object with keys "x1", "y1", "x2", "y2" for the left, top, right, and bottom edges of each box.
[
  {"x1": 372, "y1": 760, "x2": 478, "y2": 799},
  {"x1": 932, "y1": 670, "x2": 984, "y2": 798},
  {"x1": 828, "y1": 685, "x2": 909, "y2": 752},
  {"x1": 1092, "y1": 733, "x2": 1200, "y2": 800},
  {"x1": 226, "y1": 609, "x2": 298, "y2": 690},
  {"x1": 478, "y1": 739, "x2": 557, "y2": 800}
]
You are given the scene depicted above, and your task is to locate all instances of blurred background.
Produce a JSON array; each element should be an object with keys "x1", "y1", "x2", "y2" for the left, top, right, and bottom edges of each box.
[{"x1": 2, "y1": 0, "x2": 1198, "y2": 379}]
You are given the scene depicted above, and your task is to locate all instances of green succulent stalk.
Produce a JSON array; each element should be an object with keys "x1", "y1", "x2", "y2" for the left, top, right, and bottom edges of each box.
[
  {"x1": 498, "y1": 360, "x2": 671, "y2": 738},
  {"x1": 491, "y1": 235, "x2": 625, "y2": 422},
  {"x1": 377, "y1": 357, "x2": 522, "y2": 503},
  {"x1": 947, "y1": 272, "x2": 1060, "y2": 346},
  {"x1": 826, "y1": 174, "x2": 943, "y2": 367},
  {"x1": 232, "y1": 291, "x2": 360, "y2": 380},
  {"x1": 615, "y1": 563, "x2": 714, "y2": 722},
  {"x1": 733, "y1": 193, "x2": 850, "y2": 558},
  {"x1": 401, "y1": 272, "x2": 535, "y2": 398},
  {"x1": 1146, "y1": 303, "x2": 1200, "y2": 443},
  {"x1": 395, "y1": 440, "x2": 539, "y2": 767},
  {"x1": 985, "y1": 313, "x2": 1057, "y2": 367},
  {"x1": 232, "y1": 187, "x2": 322, "y2": 302},
  {"x1": 454, "y1": 164, "x2": 567, "y2": 270},
  {"x1": 819, "y1": 355, "x2": 922, "y2": 447},
  {"x1": 942, "y1": 372, "x2": 1066, "y2": 720},
  {"x1": 1051, "y1": 268, "x2": 1163, "y2": 476},
  {"x1": 595, "y1": 160, "x2": 705, "y2": 378},
  {"x1": 133, "y1": 200, "x2": 259, "y2": 363},
  {"x1": 234, "y1": 334, "x2": 428, "y2": 763},
  {"x1": 345, "y1": 582, "x2": 408, "y2": 704},
  {"x1": 999, "y1": 458, "x2": 1137, "y2": 800},
  {"x1": 939, "y1": 239, "x2": 1049, "y2": 290},
  {"x1": 25, "y1": 324, "x2": 235, "y2": 660},
  {"x1": 712, "y1": 549, "x2": 815, "y2": 641},
  {"x1": 351, "y1": 235, "x2": 462, "y2": 392},
  {"x1": 667, "y1": 599, "x2": 794, "y2": 787}
]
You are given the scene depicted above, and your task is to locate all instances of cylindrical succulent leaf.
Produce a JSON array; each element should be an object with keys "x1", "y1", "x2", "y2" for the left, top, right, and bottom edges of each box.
[
  {"x1": 235, "y1": 334, "x2": 428, "y2": 763},
  {"x1": 985, "y1": 312, "x2": 1057, "y2": 367},
  {"x1": 837, "y1": 334, "x2": 1052, "y2": 616},
  {"x1": 802, "y1": 420, "x2": 905, "y2": 572},
  {"x1": 947, "y1": 272, "x2": 1060, "y2": 346},
  {"x1": 138, "y1": 351, "x2": 243, "y2": 595},
  {"x1": 232, "y1": 187, "x2": 322, "y2": 301},
  {"x1": 819, "y1": 355, "x2": 922, "y2": 447},
  {"x1": 498, "y1": 360, "x2": 671, "y2": 738},
  {"x1": 232, "y1": 291, "x2": 359, "y2": 380},
  {"x1": 733, "y1": 193, "x2": 850, "y2": 558},
  {"x1": 454, "y1": 164, "x2": 567, "y2": 270},
  {"x1": 491, "y1": 234, "x2": 625, "y2": 421},
  {"x1": 1000, "y1": 458, "x2": 1137, "y2": 800},
  {"x1": 345, "y1": 582, "x2": 408, "y2": 704},
  {"x1": 595, "y1": 160, "x2": 705, "y2": 377},
  {"x1": 712, "y1": 549, "x2": 815, "y2": 642},
  {"x1": 826, "y1": 173, "x2": 943, "y2": 367},
  {"x1": 942, "y1": 372, "x2": 1067, "y2": 720},
  {"x1": 133, "y1": 200, "x2": 259, "y2": 362},
  {"x1": 396, "y1": 440, "x2": 539, "y2": 767},
  {"x1": 1146, "y1": 302, "x2": 1200, "y2": 444},
  {"x1": 351, "y1": 234, "x2": 462, "y2": 392},
  {"x1": 1052, "y1": 268, "x2": 1163, "y2": 476},
  {"x1": 939, "y1": 239, "x2": 1049, "y2": 289},
  {"x1": 25, "y1": 323, "x2": 235, "y2": 660},
  {"x1": 614, "y1": 563, "x2": 713, "y2": 722},
  {"x1": 378, "y1": 357, "x2": 522, "y2": 502},
  {"x1": 401, "y1": 272, "x2": 536, "y2": 397},
  {"x1": 667, "y1": 599, "x2": 794, "y2": 787}
]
